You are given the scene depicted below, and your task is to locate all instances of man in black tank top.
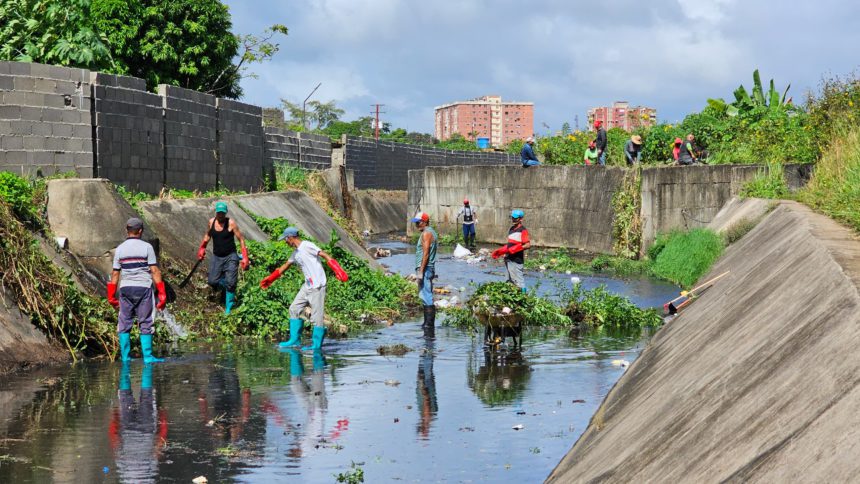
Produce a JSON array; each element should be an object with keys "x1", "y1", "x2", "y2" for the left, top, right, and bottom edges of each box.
[{"x1": 197, "y1": 201, "x2": 249, "y2": 314}]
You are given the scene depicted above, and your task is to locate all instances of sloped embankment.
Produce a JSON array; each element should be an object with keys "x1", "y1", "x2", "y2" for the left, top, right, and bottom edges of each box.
[{"x1": 548, "y1": 201, "x2": 860, "y2": 482}]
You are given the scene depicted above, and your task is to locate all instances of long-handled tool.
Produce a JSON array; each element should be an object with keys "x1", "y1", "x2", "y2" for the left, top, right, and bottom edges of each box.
[
  {"x1": 178, "y1": 258, "x2": 204, "y2": 288},
  {"x1": 663, "y1": 270, "x2": 730, "y2": 315}
]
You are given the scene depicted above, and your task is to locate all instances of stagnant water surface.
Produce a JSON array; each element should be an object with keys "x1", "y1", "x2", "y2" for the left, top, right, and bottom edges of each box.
[{"x1": 0, "y1": 241, "x2": 678, "y2": 483}]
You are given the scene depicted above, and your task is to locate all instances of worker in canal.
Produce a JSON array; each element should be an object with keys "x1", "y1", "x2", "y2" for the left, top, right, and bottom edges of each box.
[
  {"x1": 491, "y1": 210, "x2": 531, "y2": 292},
  {"x1": 456, "y1": 198, "x2": 477, "y2": 249},
  {"x1": 412, "y1": 211, "x2": 438, "y2": 331},
  {"x1": 196, "y1": 201, "x2": 250, "y2": 315},
  {"x1": 259, "y1": 227, "x2": 349, "y2": 351},
  {"x1": 107, "y1": 217, "x2": 168, "y2": 363}
]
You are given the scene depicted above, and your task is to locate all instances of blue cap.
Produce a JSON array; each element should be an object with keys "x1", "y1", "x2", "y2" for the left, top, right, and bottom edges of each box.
[
  {"x1": 278, "y1": 227, "x2": 300, "y2": 240},
  {"x1": 511, "y1": 209, "x2": 524, "y2": 219}
]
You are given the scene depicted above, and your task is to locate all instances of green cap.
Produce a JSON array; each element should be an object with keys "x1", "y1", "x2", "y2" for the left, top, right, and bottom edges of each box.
[{"x1": 215, "y1": 201, "x2": 228, "y2": 213}]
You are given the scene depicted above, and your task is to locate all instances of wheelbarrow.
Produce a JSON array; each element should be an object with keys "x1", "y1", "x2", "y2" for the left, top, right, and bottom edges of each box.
[{"x1": 476, "y1": 310, "x2": 524, "y2": 349}]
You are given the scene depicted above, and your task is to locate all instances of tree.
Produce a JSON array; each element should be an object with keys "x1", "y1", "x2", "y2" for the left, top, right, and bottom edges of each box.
[
  {"x1": 0, "y1": 0, "x2": 113, "y2": 69},
  {"x1": 561, "y1": 122, "x2": 572, "y2": 136},
  {"x1": 307, "y1": 100, "x2": 344, "y2": 130}
]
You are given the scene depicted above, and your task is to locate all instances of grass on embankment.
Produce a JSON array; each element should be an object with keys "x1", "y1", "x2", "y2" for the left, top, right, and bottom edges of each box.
[{"x1": 797, "y1": 124, "x2": 860, "y2": 232}]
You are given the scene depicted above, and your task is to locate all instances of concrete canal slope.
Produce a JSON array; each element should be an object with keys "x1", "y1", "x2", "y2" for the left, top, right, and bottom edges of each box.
[{"x1": 547, "y1": 201, "x2": 860, "y2": 483}]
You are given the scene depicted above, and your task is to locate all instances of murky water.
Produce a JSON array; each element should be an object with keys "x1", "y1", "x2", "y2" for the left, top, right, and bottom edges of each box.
[{"x1": 0, "y1": 239, "x2": 678, "y2": 483}]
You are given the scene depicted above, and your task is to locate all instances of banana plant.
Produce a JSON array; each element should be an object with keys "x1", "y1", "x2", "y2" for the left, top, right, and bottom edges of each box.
[{"x1": 711, "y1": 70, "x2": 792, "y2": 117}]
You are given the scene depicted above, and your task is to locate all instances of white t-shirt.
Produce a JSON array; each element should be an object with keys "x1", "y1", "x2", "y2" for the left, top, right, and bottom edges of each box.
[{"x1": 289, "y1": 241, "x2": 327, "y2": 288}]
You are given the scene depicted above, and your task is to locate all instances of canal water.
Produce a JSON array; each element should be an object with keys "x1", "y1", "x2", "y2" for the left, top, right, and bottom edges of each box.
[{"x1": 0, "y1": 240, "x2": 679, "y2": 483}]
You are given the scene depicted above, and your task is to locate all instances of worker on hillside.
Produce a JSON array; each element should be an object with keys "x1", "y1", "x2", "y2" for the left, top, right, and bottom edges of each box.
[
  {"x1": 259, "y1": 227, "x2": 349, "y2": 351},
  {"x1": 672, "y1": 137, "x2": 682, "y2": 163},
  {"x1": 107, "y1": 217, "x2": 167, "y2": 363},
  {"x1": 625, "y1": 135, "x2": 643, "y2": 166},
  {"x1": 491, "y1": 210, "x2": 531, "y2": 291},
  {"x1": 456, "y1": 198, "x2": 477, "y2": 249},
  {"x1": 412, "y1": 211, "x2": 438, "y2": 331},
  {"x1": 520, "y1": 137, "x2": 541, "y2": 167},
  {"x1": 678, "y1": 133, "x2": 698, "y2": 165},
  {"x1": 197, "y1": 201, "x2": 249, "y2": 315},
  {"x1": 594, "y1": 120, "x2": 608, "y2": 165},
  {"x1": 583, "y1": 140, "x2": 599, "y2": 166}
]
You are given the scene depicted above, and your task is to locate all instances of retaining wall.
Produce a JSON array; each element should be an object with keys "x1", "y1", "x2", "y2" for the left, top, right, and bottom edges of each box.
[
  {"x1": 351, "y1": 190, "x2": 408, "y2": 234},
  {"x1": 263, "y1": 127, "x2": 332, "y2": 174},
  {"x1": 547, "y1": 201, "x2": 860, "y2": 482},
  {"x1": 160, "y1": 85, "x2": 218, "y2": 191},
  {"x1": 344, "y1": 135, "x2": 518, "y2": 190}
]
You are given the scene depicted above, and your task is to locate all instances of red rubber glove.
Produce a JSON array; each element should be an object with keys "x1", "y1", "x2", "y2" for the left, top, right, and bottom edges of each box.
[
  {"x1": 491, "y1": 246, "x2": 509, "y2": 259},
  {"x1": 240, "y1": 246, "x2": 250, "y2": 270},
  {"x1": 155, "y1": 281, "x2": 167, "y2": 310},
  {"x1": 507, "y1": 243, "x2": 524, "y2": 255},
  {"x1": 197, "y1": 241, "x2": 207, "y2": 260},
  {"x1": 327, "y1": 259, "x2": 349, "y2": 282},
  {"x1": 260, "y1": 268, "x2": 282, "y2": 289},
  {"x1": 107, "y1": 282, "x2": 120, "y2": 309}
]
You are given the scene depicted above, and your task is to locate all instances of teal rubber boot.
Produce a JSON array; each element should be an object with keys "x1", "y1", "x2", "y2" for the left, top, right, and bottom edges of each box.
[
  {"x1": 141, "y1": 363, "x2": 154, "y2": 390},
  {"x1": 225, "y1": 291, "x2": 236, "y2": 315},
  {"x1": 302, "y1": 326, "x2": 326, "y2": 351},
  {"x1": 141, "y1": 334, "x2": 164, "y2": 364},
  {"x1": 289, "y1": 349, "x2": 304, "y2": 378},
  {"x1": 119, "y1": 361, "x2": 132, "y2": 391},
  {"x1": 278, "y1": 319, "x2": 303, "y2": 348},
  {"x1": 312, "y1": 350, "x2": 326, "y2": 371},
  {"x1": 119, "y1": 332, "x2": 132, "y2": 362}
]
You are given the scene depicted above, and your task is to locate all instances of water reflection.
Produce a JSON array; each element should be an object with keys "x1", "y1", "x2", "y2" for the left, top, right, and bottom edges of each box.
[
  {"x1": 416, "y1": 327, "x2": 438, "y2": 439},
  {"x1": 111, "y1": 363, "x2": 166, "y2": 483},
  {"x1": 467, "y1": 344, "x2": 532, "y2": 407}
]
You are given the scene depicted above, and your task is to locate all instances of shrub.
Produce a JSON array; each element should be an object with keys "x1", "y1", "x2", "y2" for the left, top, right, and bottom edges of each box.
[
  {"x1": 740, "y1": 162, "x2": 789, "y2": 199},
  {"x1": 722, "y1": 217, "x2": 759, "y2": 245},
  {"x1": 798, "y1": 123, "x2": 860, "y2": 232},
  {"x1": 651, "y1": 228, "x2": 724, "y2": 287}
]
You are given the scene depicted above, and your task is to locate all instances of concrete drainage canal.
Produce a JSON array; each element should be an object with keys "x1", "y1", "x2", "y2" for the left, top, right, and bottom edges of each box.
[{"x1": 0, "y1": 237, "x2": 679, "y2": 483}]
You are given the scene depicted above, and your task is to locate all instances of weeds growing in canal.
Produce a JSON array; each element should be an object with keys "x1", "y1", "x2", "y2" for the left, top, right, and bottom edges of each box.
[
  {"x1": 525, "y1": 249, "x2": 651, "y2": 278},
  {"x1": 649, "y1": 228, "x2": 724, "y2": 287},
  {"x1": 565, "y1": 283, "x2": 663, "y2": 329}
]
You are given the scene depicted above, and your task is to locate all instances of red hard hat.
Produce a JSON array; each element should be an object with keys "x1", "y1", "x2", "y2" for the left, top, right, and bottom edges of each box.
[{"x1": 463, "y1": 198, "x2": 469, "y2": 204}]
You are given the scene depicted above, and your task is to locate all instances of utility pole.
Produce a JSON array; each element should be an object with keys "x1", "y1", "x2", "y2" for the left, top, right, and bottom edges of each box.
[
  {"x1": 302, "y1": 82, "x2": 322, "y2": 131},
  {"x1": 574, "y1": 114, "x2": 579, "y2": 131},
  {"x1": 371, "y1": 104, "x2": 385, "y2": 141}
]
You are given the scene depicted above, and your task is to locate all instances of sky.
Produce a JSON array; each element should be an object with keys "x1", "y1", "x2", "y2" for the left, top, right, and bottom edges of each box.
[{"x1": 223, "y1": 0, "x2": 860, "y2": 135}]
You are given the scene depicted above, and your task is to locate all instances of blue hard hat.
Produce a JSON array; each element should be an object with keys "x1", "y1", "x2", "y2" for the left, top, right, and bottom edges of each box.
[{"x1": 511, "y1": 209, "x2": 524, "y2": 219}]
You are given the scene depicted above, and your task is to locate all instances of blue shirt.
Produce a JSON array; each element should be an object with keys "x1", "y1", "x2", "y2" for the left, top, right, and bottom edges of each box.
[{"x1": 521, "y1": 143, "x2": 538, "y2": 164}]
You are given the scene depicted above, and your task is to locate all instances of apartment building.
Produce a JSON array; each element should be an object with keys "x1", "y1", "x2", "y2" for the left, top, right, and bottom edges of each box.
[
  {"x1": 434, "y1": 95, "x2": 533, "y2": 147},
  {"x1": 587, "y1": 101, "x2": 657, "y2": 132}
]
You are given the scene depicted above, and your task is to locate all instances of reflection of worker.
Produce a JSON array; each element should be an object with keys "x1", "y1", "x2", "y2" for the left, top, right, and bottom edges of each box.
[
  {"x1": 260, "y1": 227, "x2": 348, "y2": 351},
  {"x1": 456, "y1": 198, "x2": 477, "y2": 249},
  {"x1": 109, "y1": 364, "x2": 168, "y2": 483},
  {"x1": 416, "y1": 331, "x2": 438, "y2": 439},
  {"x1": 107, "y1": 217, "x2": 167, "y2": 363},
  {"x1": 491, "y1": 210, "x2": 531, "y2": 291},
  {"x1": 412, "y1": 212, "x2": 438, "y2": 329},
  {"x1": 197, "y1": 202, "x2": 250, "y2": 314},
  {"x1": 289, "y1": 349, "x2": 329, "y2": 457}
]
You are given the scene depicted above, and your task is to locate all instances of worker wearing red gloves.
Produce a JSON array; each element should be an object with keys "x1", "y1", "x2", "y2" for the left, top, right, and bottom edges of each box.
[
  {"x1": 196, "y1": 201, "x2": 249, "y2": 314},
  {"x1": 491, "y1": 210, "x2": 531, "y2": 291},
  {"x1": 259, "y1": 227, "x2": 349, "y2": 351},
  {"x1": 107, "y1": 218, "x2": 167, "y2": 363}
]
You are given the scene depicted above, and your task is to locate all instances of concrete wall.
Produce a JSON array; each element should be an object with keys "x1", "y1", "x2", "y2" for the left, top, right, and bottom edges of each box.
[
  {"x1": 91, "y1": 73, "x2": 164, "y2": 194},
  {"x1": 409, "y1": 165, "x2": 626, "y2": 252},
  {"x1": 263, "y1": 127, "x2": 333, "y2": 175},
  {"x1": 547, "y1": 201, "x2": 860, "y2": 482},
  {"x1": 0, "y1": 62, "x2": 92, "y2": 176},
  {"x1": 0, "y1": 287, "x2": 69, "y2": 375},
  {"x1": 344, "y1": 135, "x2": 518, "y2": 190},
  {"x1": 351, "y1": 190, "x2": 408, "y2": 234},
  {"x1": 217, "y1": 98, "x2": 264, "y2": 192}
]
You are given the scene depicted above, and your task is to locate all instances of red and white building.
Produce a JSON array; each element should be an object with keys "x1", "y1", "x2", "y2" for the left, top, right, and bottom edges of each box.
[
  {"x1": 434, "y1": 95, "x2": 533, "y2": 147},
  {"x1": 587, "y1": 101, "x2": 656, "y2": 132}
]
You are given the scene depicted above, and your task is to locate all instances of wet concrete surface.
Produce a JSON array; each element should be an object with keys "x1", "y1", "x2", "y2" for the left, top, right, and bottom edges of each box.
[{"x1": 0, "y1": 239, "x2": 678, "y2": 483}]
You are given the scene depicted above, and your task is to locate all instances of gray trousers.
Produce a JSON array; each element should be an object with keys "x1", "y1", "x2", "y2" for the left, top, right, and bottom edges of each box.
[
  {"x1": 208, "y1": 253, "x2": 239, "y2": 292},
  {"x1": 290, "y1": 284, "x2": 327, "y2": 327},
  {"x1": 505, "y1": 260, "x2": 525, "y2": 289},
  {"x1": 118, "y1": 286, "x2": 155, "y2": 335}
]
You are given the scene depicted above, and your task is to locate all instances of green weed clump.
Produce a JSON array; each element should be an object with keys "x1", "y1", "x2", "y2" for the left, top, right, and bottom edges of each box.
[
  {"x1": 274, "y1": 163, "x2": 310, "y2": 190},
  {"x1": 525, "y1": 249, "x2": 650, "y2": 277},
  {"x1": 740, "y1": 162, "x2": 789, "y2": 199},
  {"x1": 798, "y1": 124, "x2": 860, "y2": 232},
  {"x1": 722, "y1": 217, "x2": 760, "y2": 245},
  {"x1": 612, "y1": 168, "x2": 642, "y2": 258},
  {"x1": 444, "y1": 282, "x2": 570, "y2": 329},
  {"x1": 650, "y1": 228, "x2": 724, "y2": 287},
  {"x1": 565, "y1": 283, "x2": 663, "y2": 330}
]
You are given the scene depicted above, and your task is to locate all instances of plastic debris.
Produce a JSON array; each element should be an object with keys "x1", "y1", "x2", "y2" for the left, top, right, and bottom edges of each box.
[
  {"x1": 512, "y1": 424, "x2": 524, "y2": 430},
  {"x1": 571, "y1": 276, "x2": 581, "y2": 285},
  {"x1": 501, "y1": 307, "x2": 512, "y2": 315},
  {"x1": 192, "y1": 477, "x2": 208, "y2": 484},
  {"x1": 384, "y1": 380, "x2": 401, "y2": 386},
  {"x1": 453, "y1": 244, "x2": 472, "y2": 258},
  {"x1": 611, "y1": 359, "x2": 630, "y2": 368}
]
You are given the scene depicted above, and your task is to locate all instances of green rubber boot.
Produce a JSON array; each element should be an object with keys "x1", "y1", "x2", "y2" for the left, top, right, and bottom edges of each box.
[
  {"x1": 302, "y1": 326, "x2": 326, "y2": 351},
  {"x1": 225, "y1": 291, "x2": 236, "y2": 315},
  {"x1": 119, "y1": 332, "x2": 132, "y2": 362},
  {"x1": 141, "y1": 334, "x2": 164, "y2": 364},
  {"x1": 278, "y1": 319, "x2": 303, "y2": 348}
]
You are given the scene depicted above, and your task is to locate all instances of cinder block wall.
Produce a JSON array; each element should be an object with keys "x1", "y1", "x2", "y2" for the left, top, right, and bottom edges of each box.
[
  {"x1": 263, "y1": 127, "x2": 333, "y2": 177},
  {"x1": 217, "y1": 98, "x2": 264, "y2": 192},
  {"x1": 92, "y1": 73, "x2": 163, "y2": 193},
  {"x1": 345, "y1": 135, "x2": 518, "y2": 190},
  {"x1": 0, "y1": 62, "x2": 93, "y2": 176},
  {"x1": 159, "y1": 85, "x2": 218, "y2": 191}
]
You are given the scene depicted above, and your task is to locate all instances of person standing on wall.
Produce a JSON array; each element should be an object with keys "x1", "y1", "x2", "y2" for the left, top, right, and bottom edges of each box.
[
  {"x1": 259, "y1": 227, "x2": 349, "y2": 351},
  {"x1": 107, "y1": 218, "x2": 168, "y2": 363},
  {"x1": 491, "y1": 210, "x2": 531, "y2": 292},
  {"x1": 583, "y1": 140, "x2": 599, "y2": 166},
  {"x1": 197, "y1": 201, "x2": 249, "y2": 315},
  {"x1": 412, "y1": 212, "x2": 438, "y2": 332},
  {"x1": 625, "y1": 135, "x2": 643, "y2": 166},
  {"x1": 678, "y1": 133, "x2": 698, "y2": 165},
  {"x1": 520, "y1": 137, "x2": 541, "y2": 167},
  {"x1": 594, "y1": 121, "x2": 608, "y2": 165},
  {"x1": 456, "y1": 198, "x2": 478, "y2": 249}
]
